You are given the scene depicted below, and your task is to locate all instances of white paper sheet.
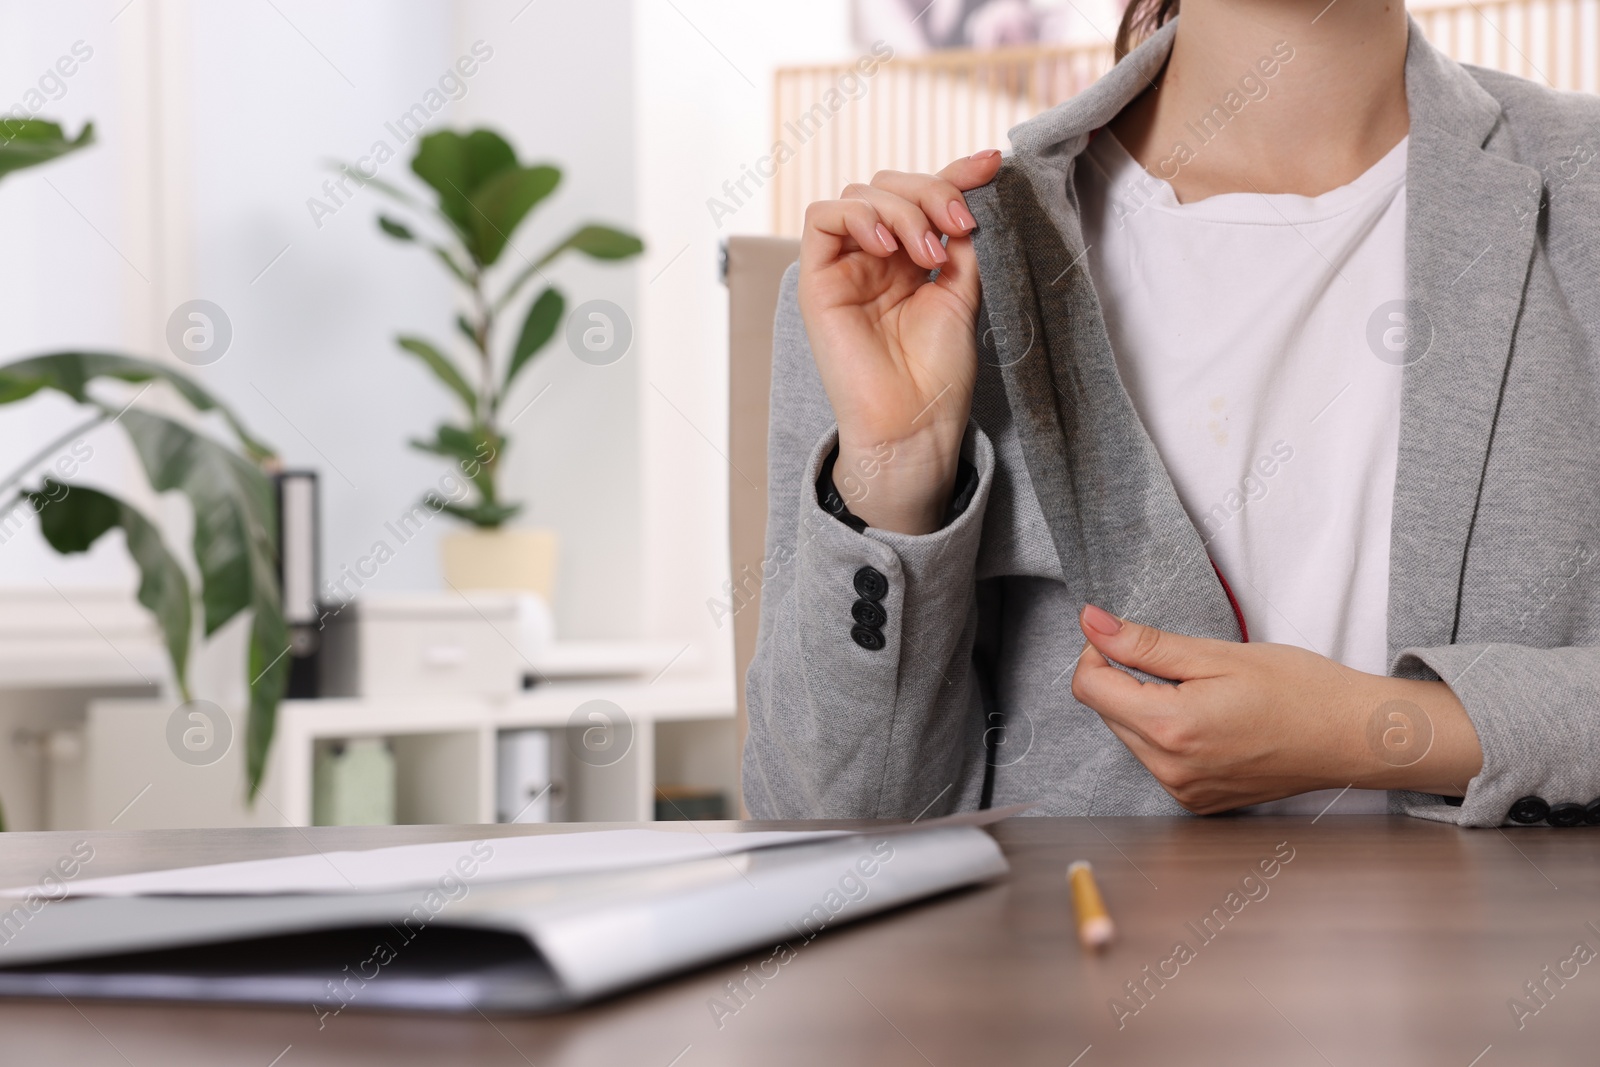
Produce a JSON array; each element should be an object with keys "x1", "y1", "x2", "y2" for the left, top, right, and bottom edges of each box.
[{"x1": 6, "y1": 828, "x2": 848, "y2": 899}]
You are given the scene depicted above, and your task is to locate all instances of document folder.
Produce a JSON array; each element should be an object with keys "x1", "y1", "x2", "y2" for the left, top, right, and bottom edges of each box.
[{"x1": 0, "y1": 825, "x2": 1006, "y2": 1013}]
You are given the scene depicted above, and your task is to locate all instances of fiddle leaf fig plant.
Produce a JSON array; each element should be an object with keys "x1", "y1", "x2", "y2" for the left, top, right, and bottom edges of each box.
[
  {"x1": 338, "y1": 128, "x2": 644, "y2": 527},
  {"x1": 0, "y1": 120, "x2": 288, "y2": 802}
]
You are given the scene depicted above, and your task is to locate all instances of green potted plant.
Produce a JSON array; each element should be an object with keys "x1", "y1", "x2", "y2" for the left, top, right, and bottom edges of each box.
[
  {"x1": 342, "y1": 128, "x2": 643, "y2": 598},
  {"x1": 0, "y1": 118, "x2": 288, "y2": 811}
]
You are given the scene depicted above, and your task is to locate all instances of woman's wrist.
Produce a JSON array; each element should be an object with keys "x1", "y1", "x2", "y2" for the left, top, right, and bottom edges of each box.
[
  {"x1": 835, "y1": 429, "x2": 961, "y2": 535},
  {"x1": 1346, "y1": 676, "x2": 1485, "y2": 796}
]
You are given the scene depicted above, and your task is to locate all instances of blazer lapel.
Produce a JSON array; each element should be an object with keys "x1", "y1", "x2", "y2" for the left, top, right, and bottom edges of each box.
[
  {"x1": 1387, "y1": 23, "x2": 1542, "y2": 659},
  {"x1": 966, "y1": 22, "x2": 1242, "y2": 643}
]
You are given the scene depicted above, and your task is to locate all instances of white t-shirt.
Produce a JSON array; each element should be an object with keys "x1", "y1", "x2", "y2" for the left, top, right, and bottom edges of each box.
[{"x1": 1074, "y1": 130, "x2": 1409, "y2": 815}]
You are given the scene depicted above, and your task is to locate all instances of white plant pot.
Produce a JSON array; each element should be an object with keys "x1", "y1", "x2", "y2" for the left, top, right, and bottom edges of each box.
[{"x1": 440, "y1": 527, "x2": 559, "y2": 599}]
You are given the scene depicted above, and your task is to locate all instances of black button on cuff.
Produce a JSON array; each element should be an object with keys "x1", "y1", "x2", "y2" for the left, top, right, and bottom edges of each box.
[
  {"x1": 851, "y1": 599, "x2": 887, "y2": 628},
  {"x1": 853, "y1": 566, "x2": 888, "y2": 602},
  {"x1": 1586, "y1": 798, "x2": 1600, "y2": 826},
  {"x1": 851, "y1": 625, "x2": 886, "y2": 651},
  {"x1": 849, "y1": 568, "x2": 888, "y2": 649},
  {"x1": 1508, "y1": 796, "x2": 1550, "y2": 824},
  {"x1": 1548, "y1": 802, "x2": 1587, "y2": 828}
]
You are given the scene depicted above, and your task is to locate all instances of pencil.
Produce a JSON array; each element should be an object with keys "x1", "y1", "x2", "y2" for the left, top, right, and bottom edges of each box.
[{"x1": 1068, "y1": 860, "x2": 1115, "y2": 950}]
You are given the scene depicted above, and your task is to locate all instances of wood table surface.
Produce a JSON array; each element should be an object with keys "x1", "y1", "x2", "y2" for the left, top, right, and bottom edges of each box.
[{"x1": 0, "y1": 816, "x2": 1596, "y2": 1066}]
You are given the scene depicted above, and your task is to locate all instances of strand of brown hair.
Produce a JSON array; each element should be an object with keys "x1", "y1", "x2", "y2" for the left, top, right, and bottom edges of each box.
[{"x1": 1115, "y1": 0, "x2": 1180, "y2": 60}]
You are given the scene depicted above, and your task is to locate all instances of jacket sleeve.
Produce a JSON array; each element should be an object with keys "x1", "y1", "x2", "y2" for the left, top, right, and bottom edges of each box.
[
  {"x1": 741, "y1": 264, "x2": 995, "y2": 819},
  {"x1": 1393, "y1": 643, "x2": 1600, "y2": 827}
]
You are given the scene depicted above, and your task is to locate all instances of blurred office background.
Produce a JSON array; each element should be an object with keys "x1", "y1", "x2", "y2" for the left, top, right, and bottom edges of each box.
[{"x1": 0, "y1": 0, "x2": 1592, "y2": 832}]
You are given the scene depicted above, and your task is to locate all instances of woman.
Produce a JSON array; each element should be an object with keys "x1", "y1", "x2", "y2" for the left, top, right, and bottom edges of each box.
[{"x1": 744, "y1": 0, "x2": 1600, "y2": 827}]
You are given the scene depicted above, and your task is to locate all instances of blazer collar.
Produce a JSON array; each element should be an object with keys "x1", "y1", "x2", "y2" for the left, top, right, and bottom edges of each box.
[
  {"x1": 1005, "y1": 16, "x2": 1508, "y2": 164},
  {"x1": 1401, "y1": 16, "x2": 1506, "y2": 144},
  {"x1": 1006, "y1": 18, "x2": 1178, "y2": 169}
]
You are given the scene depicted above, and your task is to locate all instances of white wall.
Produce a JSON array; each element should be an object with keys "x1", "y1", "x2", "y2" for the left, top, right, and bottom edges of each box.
[
  {"x1": 0, "y1": 0, "x2": 143, "y2": 590},
  {"x1": 187, "y1": 0, "x2": 642, "y2": 640},
  {"x1": 451, "y1": 0, "x2": 641, "y2": 640},
  {"x1": 0, "y1": 0, "x2": 642, "y2": 642},
  {"x1": 633, "y1": 0, "x2": 854, "y2": 685}
]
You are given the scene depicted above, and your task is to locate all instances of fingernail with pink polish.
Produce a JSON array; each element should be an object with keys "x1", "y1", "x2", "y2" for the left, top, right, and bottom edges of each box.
[
  {"x1": 1082, "y1": 604, "x2": 1123, "y2": 635},
  {"x1": 924, "y1": 233, "x2": 948, "y2": 264},
  {"x1": 875, "y1": 223, "x2": 898, "y2": 252},
  {"x1": 971, "y1": 148, "x2": 1001, "y2": 161},
  {"x1": 949, "y1": 200, "x2": 976, "y2": 232}
]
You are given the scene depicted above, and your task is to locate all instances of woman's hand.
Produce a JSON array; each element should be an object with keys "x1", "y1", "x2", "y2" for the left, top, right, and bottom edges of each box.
[
  {"x1": 797, "y1": 151, "x2": 1003, "y2": 535},
  {"x1": 1070, "y1": 604, "x2": 1485, "y2": 813}
]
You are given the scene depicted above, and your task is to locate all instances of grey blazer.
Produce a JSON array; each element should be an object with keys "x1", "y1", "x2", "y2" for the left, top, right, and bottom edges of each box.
[{"x1": 743, "y1": 18, "x2": 1600, "y2": 828}]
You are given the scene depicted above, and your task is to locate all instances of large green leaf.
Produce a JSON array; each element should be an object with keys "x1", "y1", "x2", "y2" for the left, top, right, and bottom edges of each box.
[
  {"x1": 246, "y1": 547, "x2": 289, "y2": 798},
  {"x1": 507, "y1": 287, "x2": 564, "y2": 391},
  {"x1": 396, "y1": 336, "x2": 477, "y2": 417},
  {"x1": 0, "y1": 353, "x2": 284, "y2": 798},
  {"x1": 410, "y1": 129, "x2": 517, "y2": 240},
  {"x1": 117, "y1": 409, "x2": 275, "y2": 638},
  {"x1": 466, "y1": 165, "x2": 560, "y2": 267},
  {"x1": 116, "y1": 408, "x2": 286, "y2": 798},
  {"x1": 0, "y1": 352, "x2": 273, "y2": 461},
  {"x1": 0, "y1": 119, "x2": 94, "y2": 183},
  {"x1": 26, "y1": 480, "x2": 193, "y2": 692}
]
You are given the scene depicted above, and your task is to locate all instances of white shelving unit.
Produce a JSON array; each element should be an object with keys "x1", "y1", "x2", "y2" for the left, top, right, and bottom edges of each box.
[
  {"x1": 80, "y1": 674, "x2": 737, "y2": 830},
  {"x1": 0, "y1": 590, "x2": 165, "y2": 832},
  {"x1": 269, "y1": 676, "x2": 737, "y2": 826},
  {"x1": 2, "y1": 584, "x2": 740, "y2": 830}
]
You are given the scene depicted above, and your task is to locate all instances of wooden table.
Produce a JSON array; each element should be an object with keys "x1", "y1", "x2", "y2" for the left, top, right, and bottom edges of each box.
[{"x1": 1, "y1": 816, "x2": 1596, "y2": 1066}]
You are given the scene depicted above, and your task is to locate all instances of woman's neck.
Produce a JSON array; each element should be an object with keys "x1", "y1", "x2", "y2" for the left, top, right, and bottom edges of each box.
[{"x1": 1108, "y1": 0, "x2": 1410, "y2": 201}]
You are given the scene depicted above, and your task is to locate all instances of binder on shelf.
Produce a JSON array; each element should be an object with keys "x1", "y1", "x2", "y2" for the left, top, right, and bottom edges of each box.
[
  {"x1": 274, "y1": 470, "x2": 322, "y2": 698},
  {"x1": 497, "y1": 729, "x2": 568, "y2": 823}
]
